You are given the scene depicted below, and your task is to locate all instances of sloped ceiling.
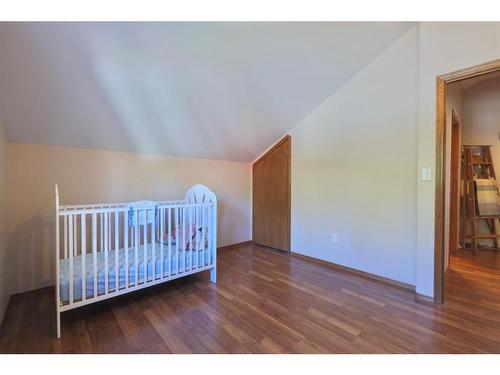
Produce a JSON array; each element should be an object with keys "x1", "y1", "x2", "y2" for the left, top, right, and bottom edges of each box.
[{"x1": 0, "y1": 22, "x2": 414, "y2": 162}]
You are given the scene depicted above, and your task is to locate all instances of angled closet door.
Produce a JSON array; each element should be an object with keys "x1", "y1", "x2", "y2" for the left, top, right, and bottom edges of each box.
[{"x1": 252, "y1": 135, "x2": 291, "y2": 252}]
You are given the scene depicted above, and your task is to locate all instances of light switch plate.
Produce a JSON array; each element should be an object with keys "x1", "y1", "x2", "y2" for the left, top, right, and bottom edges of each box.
[{"x1": 421, "y1": 168, "x2": 432, "y2": 181}]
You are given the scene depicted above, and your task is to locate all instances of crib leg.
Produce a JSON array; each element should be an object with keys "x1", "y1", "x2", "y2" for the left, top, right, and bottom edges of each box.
[
  {"x1": 56, "y1": 309, "x2": 61, "y2": 339},
  {"x1": 210, "y1": 267, "x2": 217, "y2": 283}
]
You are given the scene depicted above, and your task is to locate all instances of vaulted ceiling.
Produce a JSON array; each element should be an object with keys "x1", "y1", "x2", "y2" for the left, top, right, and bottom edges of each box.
[{"x1": 0, "y1": 22, "x2": 414, "y2": 161}]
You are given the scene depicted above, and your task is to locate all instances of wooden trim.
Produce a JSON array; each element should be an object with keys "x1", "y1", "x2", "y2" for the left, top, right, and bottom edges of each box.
[
  {"x1": 439, "y1": 58, "x2": 500, "y2": 83},
  {"x1": 291, "y1": 252, "x2": 415, "y2": 292},
  {"x1": 10, "y1": 286, "x2": 55, "y2": 302},
  {"x1": 286, "y1": 135, "x2": 291, "y2": 252},
  {"x1": 434, "y1": 58, "x2": 500, "y2": 304},
  {"x1": 416, "y1": 293, "x2": 434, "y2": 304},
  {"x1": 217, "y1": 240, "x2": 254, "y2": 252},
  {"x1": 434, "y1": 77, "x2": 446, "y2": 304},
  {"x1": 449, "y1": 110, "x2": 460, "y2": 257}
]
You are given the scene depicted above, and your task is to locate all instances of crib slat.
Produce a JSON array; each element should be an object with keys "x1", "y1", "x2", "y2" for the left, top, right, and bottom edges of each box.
[
  {"x1": 64, "y1": 216, "x2": 68, "y2": 259},
  {"x1": 152, "y1": 209, "x2": 156, "y2": 280},
  {"x1": 73, "y1": 215, "x2": 78, "y2": 257},
  {"x1": 55, "y1": 196, "x2": 61, "y2": 338},
  {"x1": 187, "y1": 205, "x2": 191, "y2": 272},
  {"x1": 179, "y1": 207, "x2": 182, "y2": 273},
  {"x1": 182, "y1": 207, "x2": 187, "y2": 272},
  {"x1": 208, "y1": 206, "x2": 213, "y2": 267},
  {"x1": 212, "y1": 203, "x2": 217, "y2": 270},
  {"x1": 168, "y1": 207, "x2": 172, "y2": 277},
  {"x1": 201, "y1": 205, "x2": 205, "y2": 267},
  {"x1": 160, "y1": 208, "x2": 164, "y2": 278},
  {"x1": 193, "y1": 205, "x2": 198, "y2": 270},
  {"x1": 92, "y1": 213, "x2": 97, "y2": 298},
  {"x1": 107, "y1": 212, "x2": 112, "y2": 254},
  {"x1": 194, "y1": 205, "x2": 198, "y2": 269},
  {"x1": 68, "y1": 215, "x2": 74, "y2": 304},
  {"x1": 115, "y1": 212, "x2": 119, "y2": 292},
  {"x1": 143, "y1": 210, "x2": 147, "y2": 283},
  {"x1": 188, "y1": 205, "x2": 192, "y2": 272},
  {"x1": 204, "y1": 205, "x2": 208, "y2": 267},
  {"x1": 109, "y1": 211, "x2": 112, "y2": 253},
  {"x1": 175, "y1": 207, "x2": 179, "y2": 275},
  {"x1": 104, "y1": 212, "x2": 109, "y2": 295},
  {"x1": 124, "y1": 211, "x2": 129, "y2": 290},
  {"x1": 135, "y1": 211, "x2": 139, "y2": 286},
  {"x1": 214, "y1": 203, "x2": 217, "y2": 274},
  {"x1": 198, "y1": 205, "x2": 202, "y2": 268},
  {"x1": 205, "y1": 205, "x2": 209, "y2": 267},
  {"x1": 81, "y1": 214, "x2": 86, "y2": 302},
  {"x1": 100, "y1": 213, "x2": 103, "y2": 252},
  {"x1": 195, "y1": 205, "x2": 199, "y2": 269}
]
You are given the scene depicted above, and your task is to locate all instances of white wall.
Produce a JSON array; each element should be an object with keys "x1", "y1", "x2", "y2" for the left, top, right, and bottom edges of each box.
[
  {"x1": 416, "y1": 22, "x2": 500, "y2": 297},
  {"x1": 290, "y1": 27, "x2": 418, "y2": 285},
  {"x1": 444, "y1": 83, "x2": 464, "y2": 269},
  {"x1": 0, "y1": 119, "x2": 8, "y2": 322},
  {"x1": 7, "y1": 143, "x2": 251, "y2": 294}
]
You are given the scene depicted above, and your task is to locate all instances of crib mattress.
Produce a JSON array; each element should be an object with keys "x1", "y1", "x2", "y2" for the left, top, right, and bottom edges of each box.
[{"x1": 59, "y1": 242, "x2": 209, "y2": 303}]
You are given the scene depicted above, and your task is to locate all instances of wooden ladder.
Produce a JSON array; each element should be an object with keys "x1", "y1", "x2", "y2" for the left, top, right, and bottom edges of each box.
[{"x1": 460, "y1": 145, "x2": 500, "y2": 254}]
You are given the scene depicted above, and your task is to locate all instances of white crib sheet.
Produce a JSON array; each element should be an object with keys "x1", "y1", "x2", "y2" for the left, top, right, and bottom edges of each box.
[{"x1": 59, "y1": 242, "x2": 209, "y2": 303}]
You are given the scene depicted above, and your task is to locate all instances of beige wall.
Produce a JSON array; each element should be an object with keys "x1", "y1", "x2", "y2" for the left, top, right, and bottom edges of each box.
[
  {"x1": 7, "y1": 143, "x2": 251, "y2": 294},
  {"x1": 444, "y1": 83, "x2": 464, "y2": 269},
  {"x1": 0, "y1": 120, "x2": 8, "y2": 322},
  {"x1": 290, "y1": 27, "x2": 418, "y2": 285},
  {"x1": 416, "y1": 22, "x2": 500, "y2": 297}
]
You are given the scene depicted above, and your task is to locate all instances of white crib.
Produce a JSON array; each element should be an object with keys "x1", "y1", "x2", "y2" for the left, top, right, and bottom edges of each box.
[{"x1": 54, "y1": 184, "x2": 217, "y2": 338}]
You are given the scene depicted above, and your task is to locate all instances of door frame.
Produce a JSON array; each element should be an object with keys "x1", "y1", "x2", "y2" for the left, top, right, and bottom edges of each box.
[
  {"x1": 434, "y1": 58, "x2": 500, "y2": 304},
  {"x1": 448, "y1": 110, "x2": 460, "y2": 258}
]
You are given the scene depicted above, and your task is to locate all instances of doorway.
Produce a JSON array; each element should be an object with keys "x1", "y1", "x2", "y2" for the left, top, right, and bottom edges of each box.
[
  {"x1": 252, "y1": 135, "x2": 291, "y2": 252},
  {"x1": 435, "y1": 59, "x2": 500, "y2": 304}
]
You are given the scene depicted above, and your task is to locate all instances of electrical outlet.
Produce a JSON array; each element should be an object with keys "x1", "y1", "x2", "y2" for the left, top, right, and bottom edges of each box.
[{"x1": 331, "y1": 233, "x2": 338, "y2": 243}]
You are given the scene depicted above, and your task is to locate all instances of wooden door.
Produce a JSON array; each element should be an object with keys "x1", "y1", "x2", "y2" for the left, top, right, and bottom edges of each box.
[
  {"x1": 252, "y1": 135, "x2": 291, "y2": 252},
  {"x1": 449, "y1": 111, "x2": 460, "y2": 256}
]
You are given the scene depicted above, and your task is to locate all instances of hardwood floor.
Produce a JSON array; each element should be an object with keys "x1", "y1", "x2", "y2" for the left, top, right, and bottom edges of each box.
[{"x1": 1, "y1": 243, "x2": 500, "y2": 353}]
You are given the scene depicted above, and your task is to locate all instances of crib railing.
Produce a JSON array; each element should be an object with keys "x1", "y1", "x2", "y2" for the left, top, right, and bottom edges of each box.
[{"x1": 55, "y1": 184, "x2": 217, "y2": 338}]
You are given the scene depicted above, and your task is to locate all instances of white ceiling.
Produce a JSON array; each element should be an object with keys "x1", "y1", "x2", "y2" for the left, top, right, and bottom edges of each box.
[{"x1": 0, "y1": 22, "x2": 414, "y2": 162}]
